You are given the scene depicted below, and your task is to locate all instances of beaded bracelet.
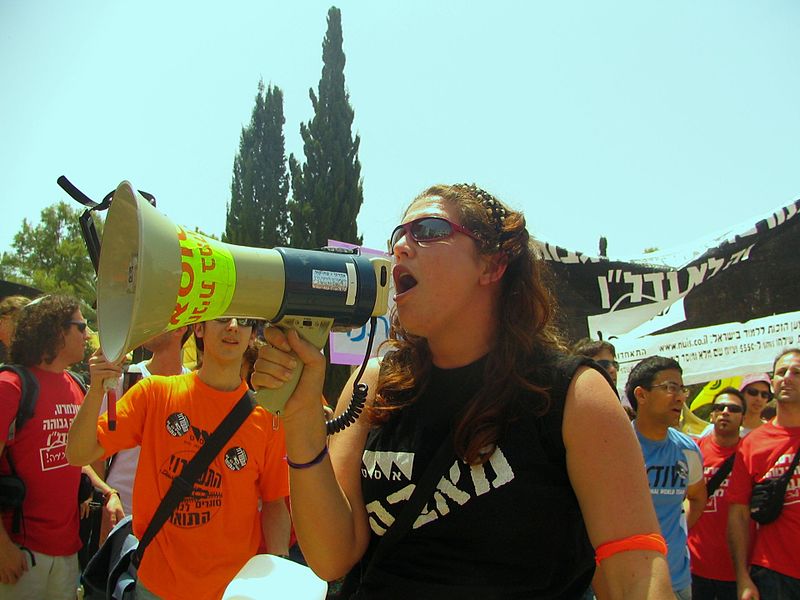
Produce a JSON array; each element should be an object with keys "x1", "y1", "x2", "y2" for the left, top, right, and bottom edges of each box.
[{"x1": 285, "y1": 445, "x2": 328, "y2": 469}]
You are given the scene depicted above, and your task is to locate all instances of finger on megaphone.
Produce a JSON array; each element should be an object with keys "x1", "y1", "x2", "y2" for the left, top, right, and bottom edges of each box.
[
  {"x1": 261, "y1": 324, "x2": 291, "y2": 353},
  {"x1": 286, "y1": 329, "x2": 326, "y2": 367},
  {"x1": 252, "y1": 351, "x2": 298, "y2": 389},
  {"x1": 285, "y1": 329, "x2": 326, "y2": 393},
  {"x1": 88, "y1": 348, "x2": 125, "y2": 368},
  {"x1": 88, "y1": 349, "x2": 123, "y2": 385},
  {"x1": 255, "y1": 341, "x2": 298, "y2": 374}
]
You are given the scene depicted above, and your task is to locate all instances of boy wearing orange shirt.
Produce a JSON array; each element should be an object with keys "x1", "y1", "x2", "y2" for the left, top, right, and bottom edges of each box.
[{"x1": 67, "y1": 318, "x2": 290, "y2": 600}]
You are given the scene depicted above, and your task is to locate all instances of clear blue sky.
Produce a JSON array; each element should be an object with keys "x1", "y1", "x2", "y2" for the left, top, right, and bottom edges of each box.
[{"x1": 2, "y1": 1, "x2": 798, "y2": 261}]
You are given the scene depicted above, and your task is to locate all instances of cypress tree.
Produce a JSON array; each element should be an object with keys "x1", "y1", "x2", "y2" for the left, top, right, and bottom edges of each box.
[
  {"x1": 289, "y1": 6, "x2": 363, "y2": 248},
  {"x1": 225, "y1": 80, "x2": 290, "y2": 248},
  {"x1": 289, "y1": 6, "x2": 365, "y2": 402}
]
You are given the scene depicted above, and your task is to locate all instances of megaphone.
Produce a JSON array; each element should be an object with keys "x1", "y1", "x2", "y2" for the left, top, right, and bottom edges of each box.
[{"x1": 97, "y1": 180, "x2": 391, "y2": 414}]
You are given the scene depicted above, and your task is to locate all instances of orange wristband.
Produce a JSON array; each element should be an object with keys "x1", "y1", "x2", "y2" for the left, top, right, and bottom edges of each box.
[{"x1": 595, "y1": 533, "x2": 667, "y2": 565}]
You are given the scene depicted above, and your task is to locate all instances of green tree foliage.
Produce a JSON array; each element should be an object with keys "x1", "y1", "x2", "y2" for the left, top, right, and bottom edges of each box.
[
  {"x1": 289, "y1": 6, "x2": 364, "y2": 249},
  {"x1": 0, "y1": 202, "x2": 101, "y2": 319},
  {"x1": 224, "y1": 80, "x2": 290, "y2": 248}
]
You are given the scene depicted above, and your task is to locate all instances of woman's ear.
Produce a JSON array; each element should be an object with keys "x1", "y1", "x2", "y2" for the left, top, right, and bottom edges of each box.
[
  {"x1": 193, "y1": 322, "x2": 204, "y2": 340},
  {"x1": 479, "y1": 253, "x2": 508, "y2": 285}
]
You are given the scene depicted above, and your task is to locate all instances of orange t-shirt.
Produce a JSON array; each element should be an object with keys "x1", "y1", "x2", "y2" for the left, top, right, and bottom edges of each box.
[{"x1": 96, "y1": 373, "x2": 289, "y2": 600}]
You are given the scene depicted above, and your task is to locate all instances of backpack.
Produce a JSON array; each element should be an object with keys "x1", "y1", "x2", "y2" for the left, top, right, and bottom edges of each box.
[
  {"x1": 0, "y1": 364, "x2": 87, "y2": 441},
  {"x1": 0, "y1": 364, "x2": 87, "y2": 533}
]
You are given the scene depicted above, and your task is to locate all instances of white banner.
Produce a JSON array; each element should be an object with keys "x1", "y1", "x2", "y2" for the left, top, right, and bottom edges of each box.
[{"x1": 614, "y1": 311, "x2": 800, "y2": 387}]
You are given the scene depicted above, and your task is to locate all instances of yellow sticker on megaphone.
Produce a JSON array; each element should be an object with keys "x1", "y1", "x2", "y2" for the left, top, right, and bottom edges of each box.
[{"x1": 169, "y1": 226, "x2": 237, "y2": 327}]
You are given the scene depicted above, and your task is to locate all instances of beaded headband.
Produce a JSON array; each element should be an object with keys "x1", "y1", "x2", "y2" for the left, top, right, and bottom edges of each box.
[{"x1": 453, "y1": 183, "x2": 508, "y2": 245}]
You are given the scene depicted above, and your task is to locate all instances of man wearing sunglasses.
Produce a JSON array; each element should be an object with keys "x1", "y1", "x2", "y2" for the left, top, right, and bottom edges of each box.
[
  {"x1": 687, "y1": 388, "x2": 746, "y2": 599},
  {"x1": 625, "y1": 356, "x2": 707, "y2": 600},
  {"x1": 68, "y1": 317, "x2": 291, "y2": 600},
  {"x1": 0, "y1": 295, "x2": 116, "y2": 599},
  {"x1": 727, "y1": 348, "x2": 800, "y2": 599}
]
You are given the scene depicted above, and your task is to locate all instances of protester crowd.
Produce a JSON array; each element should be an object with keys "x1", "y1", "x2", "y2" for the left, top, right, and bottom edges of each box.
[{"x1": 0, "y1": 184, "x2": 798, "y2": 600}]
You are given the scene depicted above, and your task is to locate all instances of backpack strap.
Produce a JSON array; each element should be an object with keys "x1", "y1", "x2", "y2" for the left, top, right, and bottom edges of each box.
[
  {"x1": 706, "y1": 453, "x2": 736, "y2": 498},
  {"x1": 0, "y1": 364, "x2": 38, "y2": 442},
  {"x1": 66, "y1": 370, "x2": 87, "y2": 394},
  {"x1": 131, "y1": 390, "x2": 256, "y2": 568},
  {"x1": 0, "y1": 364, "x2": 38, "y2": 535}
]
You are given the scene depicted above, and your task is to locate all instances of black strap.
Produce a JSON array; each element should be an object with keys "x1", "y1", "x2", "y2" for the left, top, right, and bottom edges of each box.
[
  {"x1": 706, "y1": 453, "x2": 736, "y2": 498},
  {"x1": 757, "y1": 441, "x2": 800, "y2": 484},
  {"x1": 773, "y1": 442, "x2": 800, "y2": 485},
  {"x1": 132, "y1": 390, "x2": 255, "y2": 567},
  {"x1": 0, "y1": 365, "x2": 38, "y2": 439},
  {"x1": 362, "y1": 432, "x2": 455, "y2": 582}
]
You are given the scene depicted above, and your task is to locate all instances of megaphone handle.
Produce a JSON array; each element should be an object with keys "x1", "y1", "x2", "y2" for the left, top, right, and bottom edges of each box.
[
  {"x1": 254, "y1": 317, "x2": 334, "y2": 415},
  {"x1": 103, "y1": 377, "x2": 119, "y2": 431},
  {"x1": 254, "y1": 358, "x2": 304, "y2": 415},
  {"x1": 106, "y1": 389, "x2": 117, "y2": 431}
]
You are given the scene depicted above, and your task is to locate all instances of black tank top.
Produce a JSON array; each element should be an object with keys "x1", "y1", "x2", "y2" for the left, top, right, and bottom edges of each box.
[{"x1": 353, "y1": 352, "x2": 600, "y2": 599}]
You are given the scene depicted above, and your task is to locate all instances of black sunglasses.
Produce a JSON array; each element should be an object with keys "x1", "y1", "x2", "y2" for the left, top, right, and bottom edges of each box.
[
  {"x1": 711, "y1": 403, "x2": 744, "y2": 414},
  {"x1": 388, "y1": 217, "x2": 479, "y2": 253},
  {"x1": 213, "y1": 317, "x2": 259, "y2": 328},
  {"x1": 596, "y1": 359, "x2": 619, "y2": 371},
  {"x1": 744, "y1": 387, "x2": 772, "y2": 400},
  {"x1": 65, "y1": 320, "x2": 88, "y2": 333}
]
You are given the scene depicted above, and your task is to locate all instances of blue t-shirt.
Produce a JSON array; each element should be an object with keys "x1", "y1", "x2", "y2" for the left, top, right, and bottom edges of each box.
[{"x1": 634, "y1": 424, "x2": 703, "y2": 592}]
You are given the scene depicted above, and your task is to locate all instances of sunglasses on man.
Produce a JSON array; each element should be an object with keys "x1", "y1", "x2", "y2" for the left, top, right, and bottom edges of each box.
[
  {"x1": 388, "y1": 217, "x2": 479, "y2": 253},
  {"x1": 743, "y1": 387, "x2": 772, "y2": 400},
  {"x1": 710, "y1": 403, "x2": 744, "y2": 414},
  {"x1": 65, "y1": 320, "x2": 88, "y2": 333}
]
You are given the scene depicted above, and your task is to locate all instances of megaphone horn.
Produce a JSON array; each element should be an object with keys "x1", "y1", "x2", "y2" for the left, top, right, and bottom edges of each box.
[{"x1": 97, "y1": 180, "x2": 391, "y2": 414}]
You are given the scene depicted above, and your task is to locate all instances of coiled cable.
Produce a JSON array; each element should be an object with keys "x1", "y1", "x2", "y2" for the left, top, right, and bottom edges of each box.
[{"x1": 325, "y1": 316, "x2": 378, "y2": 435}]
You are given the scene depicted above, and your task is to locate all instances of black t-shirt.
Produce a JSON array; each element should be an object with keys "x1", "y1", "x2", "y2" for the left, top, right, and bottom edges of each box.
[{"x1": 352, "y1": 353, "x2": 599, "y2": 599}]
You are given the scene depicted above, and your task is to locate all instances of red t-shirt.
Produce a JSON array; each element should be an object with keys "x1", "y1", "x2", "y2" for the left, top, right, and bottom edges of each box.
[
  {"x1": 726, "y1": 421, "x2": 800, "y2": 580},
  {"x1": 0, "y1": 367, "x2": 84, "y2": 555},
  {"x1": 687, "y1": 435, "x2": 740, "y2": 581},
  {"x1": 96, "y1": 373, "x2": 289, "y2": 600}
]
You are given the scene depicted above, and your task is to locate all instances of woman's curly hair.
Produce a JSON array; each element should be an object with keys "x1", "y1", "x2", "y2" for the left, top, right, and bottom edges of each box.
[
  {"x1": 371, "y1": 184, "x2": 567, "y2": 464},
  {"x1": 10, "y1": 295, "x2": 80, "y2": 367}
]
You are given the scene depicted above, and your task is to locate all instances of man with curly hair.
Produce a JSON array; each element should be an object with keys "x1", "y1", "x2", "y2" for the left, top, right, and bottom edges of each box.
[{"x1": 0, "y1": 295, "x2": 120, "y2": 599}]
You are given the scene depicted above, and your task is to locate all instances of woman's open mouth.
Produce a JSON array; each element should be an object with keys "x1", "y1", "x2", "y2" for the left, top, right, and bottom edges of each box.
[{"x1": 393, "y1": 266, "x2": 418, "y2": 296}]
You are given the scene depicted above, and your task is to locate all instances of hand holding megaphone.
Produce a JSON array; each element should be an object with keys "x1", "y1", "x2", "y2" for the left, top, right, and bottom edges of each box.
[
  {"x1": 87, "y1": 349, "x2": 124, "y2": 429},
  {"x1": 251, "y1": 327, "x2": 328, "y2": 421}
]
